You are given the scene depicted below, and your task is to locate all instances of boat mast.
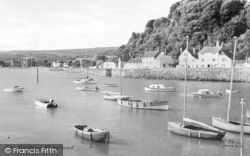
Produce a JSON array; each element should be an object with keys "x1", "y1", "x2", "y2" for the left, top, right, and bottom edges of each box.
[
  {"x1": 157, "y1": 75, "x2": 159, "y2": 100},
  {"x1": 240, "y1": 99, "x2": 245, "y2": 156},
  {"x1": 183, "y1": 36, "x2": 188, "y2": 123},
  {"x1": 119, "y1": 56, "x2": 123, "y2": 95},
  {"x1": 226, "y1": 37, "x2": 237, "y2": 122}
]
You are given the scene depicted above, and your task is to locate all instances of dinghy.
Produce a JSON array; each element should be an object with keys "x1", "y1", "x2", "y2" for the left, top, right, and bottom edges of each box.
[
  {"x1": 103, "y1": 94, "x2": 130, "y2": 101},
  {"x1": 34, "y1": 99, "x2": 58, "y2": 108},
  {"x1": 74, "y1": 125, "x2": 110, "y2": 143},
  {"x1": 4, "y1": 86, "x2": 24, "y2": 92},
  {"x1": 144, "y1": 84, "x2": 175, "y2": 92}
]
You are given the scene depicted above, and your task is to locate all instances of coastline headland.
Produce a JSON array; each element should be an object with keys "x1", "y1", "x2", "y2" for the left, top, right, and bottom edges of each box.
[{"x1": 76, "y1": 67, "x2": 250, "y2": 83}]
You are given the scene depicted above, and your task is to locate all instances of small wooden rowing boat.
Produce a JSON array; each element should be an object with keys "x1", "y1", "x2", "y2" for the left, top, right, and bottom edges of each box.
[
  {"x1": 191, "y1": 89, "x2": 222, "y2": 98},
  {"x1": 144, "y1": 84, "x2": 175, "y2": 92},
  {"x1": 77, "y1": 86, "x2": 99, "y2": 91},
  {"x1": 103, "y1": 94, "x2": 130, "y2": 101},
  {"x1": 74, "y1": 125, "x2": 110, "y2": 143},
  {"x1": 117, "y1": 99, "x2": 168, "y2": 111},
  {"x1": 34, "y1": 99, "x2": 58, "y2": 108},
  {"x1": 103, "y1": 84, "x2": 118, "y2": 87},
  {"x1": 168, "y1": 118, "x2": 226, "y2": 140},
  {"x1": 4, "y1": 86, "x2": 24, "y2": 92}
]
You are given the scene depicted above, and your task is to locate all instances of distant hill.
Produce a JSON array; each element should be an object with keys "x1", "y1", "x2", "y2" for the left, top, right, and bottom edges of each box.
[{"x1": 0, "y1": 47, "x2": 118, "y2": 61}]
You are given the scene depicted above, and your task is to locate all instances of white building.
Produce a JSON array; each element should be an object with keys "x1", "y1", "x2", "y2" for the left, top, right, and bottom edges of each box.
[
  {"x1": 103, "y1": 56, "x2": 118, "y2": 69},
  {"x1": 123, "y1": 58, "x2": 142, "y2": 69},
  {"x1": 142, "y1": 50, "x2": 161, "y2": 69},
  {"x1": 178, "y1": 43, "x2": 233, "y2": 68}
]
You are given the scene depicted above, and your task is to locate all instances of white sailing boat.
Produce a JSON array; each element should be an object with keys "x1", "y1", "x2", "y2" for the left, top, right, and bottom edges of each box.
[
  {"x1": 103, "y1": 56, "x2": 130, "y2": 100},
  {"x1": 168, "y1": 36, "x2": 226, "y2": 140},
  {"x1": 212, "y1": 37, "x2": 250, "y2": 133}
]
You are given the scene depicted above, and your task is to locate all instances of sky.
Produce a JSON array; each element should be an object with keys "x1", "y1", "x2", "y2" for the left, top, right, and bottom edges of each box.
[{"x1": 0, "y1": 0, "x2": 180, "y2": 50}]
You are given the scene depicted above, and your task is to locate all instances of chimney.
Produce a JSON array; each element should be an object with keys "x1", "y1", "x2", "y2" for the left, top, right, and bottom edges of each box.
[
  {"x1": 165, "y1": 49, "x2": 167, "y2": 55},
  {"x1": 193, "y1": 48, "x2": 195, "y2": 55},
  {"x1": 180, "y1": 48, "x2": 182, "y2": 54},
  {"x1": 158, "y1": 47, "x2": 160, "y2": 52}
]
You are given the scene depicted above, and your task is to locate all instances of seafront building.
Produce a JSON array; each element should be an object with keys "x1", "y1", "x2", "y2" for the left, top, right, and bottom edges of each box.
[
  {"x1": 103, "y1": 56, "x2": 118, "y2": 69},
  {"x1": 178, "y1": 42, "x2": 233, "y2": 68},
  {"x1": 123, "y1": 58, "x2": 142, "y2": 69},
  {"x1": 141, "y1": 50, "x2": 161, "y2": 69}
]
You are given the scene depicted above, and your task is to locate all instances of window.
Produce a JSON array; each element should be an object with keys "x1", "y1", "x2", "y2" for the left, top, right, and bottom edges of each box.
[
  {"x1": 201, "y1": 59, "x2": 204, "y2": 62},
  {"x1": 222, "y1": 58, "x2": 226, "y2": 61},
  {"x1": 196, "y1": 65, "x2": 199, "y2": 68},
  {"x1": 212, "y1": 58, "x2": 216, "y2": 61},
  {"x1": 183, "y1": 58, "x2": 186, "y2": 61}
]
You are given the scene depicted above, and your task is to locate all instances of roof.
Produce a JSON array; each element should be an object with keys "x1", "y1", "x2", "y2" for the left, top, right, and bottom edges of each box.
[
  {"x1": 143, "y1": 51, "x2": 159, "y2": 58},
  {"x1": 127, "y1": 58, "x2": 142, "y2": 63},
  {"x1": 106, "y1": 56, "x2": 118, "y2": 63},
  {"x1": 160, "y1": 55, "x2": 175, "y2": 65},
  {"x1": 181, "y1": 49, "x2": 198, "y2": 59},
  {"x1": 199, "y1": 46, "x2": 222, "y2": 54}
]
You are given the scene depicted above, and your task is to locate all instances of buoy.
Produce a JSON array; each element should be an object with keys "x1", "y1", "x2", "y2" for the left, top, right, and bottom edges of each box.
[{"x1": 7, "y1": 136, "x2": 10, "y2": 139}]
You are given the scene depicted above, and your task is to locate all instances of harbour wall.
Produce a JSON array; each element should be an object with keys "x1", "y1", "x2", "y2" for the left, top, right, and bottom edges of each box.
[{"x1": 68, "y1": 67, "x2": 250, "y2": 83}]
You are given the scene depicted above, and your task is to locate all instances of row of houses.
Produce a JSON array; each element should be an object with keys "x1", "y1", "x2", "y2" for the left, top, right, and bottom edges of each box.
[{"x1": 104, "y1": 42, "x2": 243, "y2": 69}]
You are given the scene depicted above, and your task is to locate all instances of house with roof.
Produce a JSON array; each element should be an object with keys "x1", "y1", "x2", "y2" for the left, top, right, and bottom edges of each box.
[
  {"x1": 178, "y1": 42, "x2": 233, "y2": 68},
  {"x1": 103, "y1": 56, "x2": 118, "y2": 69},
  {"x1": 123, "y1": 58, "x2": 142, "y2": 69},
  {"x1": 155, "y1": 51, "x2": 176, "y2": 68},
  {"x1": 142, "y1": 50, "x2": 161, "y2": 69}
]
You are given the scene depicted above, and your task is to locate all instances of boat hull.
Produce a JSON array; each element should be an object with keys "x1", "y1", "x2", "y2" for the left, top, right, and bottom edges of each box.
[
  {"x1": 226, "y1": 89, "x2": 238, "y2": 93},
  {"x1": 74, "y1": 125, "x2": 109, "y2": 143},
  {"x1": 103, "y1": 84, "x2": 118, "y2": 87},
  {"x1": 4, "y1": 87, "x2": 24, "y2": 92},
  {"x1": 168, "y1": 122, "x2": 225, "y2": 140},
  {"x1": 191, "y1": 93, "x2": 221, "y2": 98},
  {"x1": 77, "y1": 87, "x2": 98, "y2": 91},
  {"x1": 144, "y1": 87, "x2": 175, "y2": 92},
  {"x1": 34, "y1": 100, "x2": 57, "y2": 108},
  {"x1": 212, "y1": 117, "x2": 250, "y2": 134},
  {"x1": 117, "y1": 99, "x2": 168, "y2": 111},
  {"x1": 103, "y1": 95, "x2": 130, "y2": 101}
]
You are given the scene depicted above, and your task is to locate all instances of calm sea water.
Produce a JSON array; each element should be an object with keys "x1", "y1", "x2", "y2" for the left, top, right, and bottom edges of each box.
[{"x1": 0, "y1": 68, "x2": 249, "y2": 156}]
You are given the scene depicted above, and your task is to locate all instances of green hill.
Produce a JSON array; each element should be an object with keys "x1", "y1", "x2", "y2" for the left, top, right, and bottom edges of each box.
[{"x1": 118, "y1": 0, "x2": 250, "y2": 61}]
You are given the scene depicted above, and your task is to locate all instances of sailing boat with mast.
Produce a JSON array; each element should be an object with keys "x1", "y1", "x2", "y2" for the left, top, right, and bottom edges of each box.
[
  {"x1": 212, "y1": 37, "x2": 250, "y2": 133},
  {"x1": 117, "y1": 74, "x2": 168, "y2": 111},
  {"x1": 103, "y1": 56, "x2": 130, "y2": 101},
  {"x1": 168, "y1": 36, "x2": 226, "y2": 140}
]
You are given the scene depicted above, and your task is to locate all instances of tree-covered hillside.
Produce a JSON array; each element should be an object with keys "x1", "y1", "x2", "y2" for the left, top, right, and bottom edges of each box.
[{"x1": 118, "y1": 0, "x2": 250, "y2": 61}]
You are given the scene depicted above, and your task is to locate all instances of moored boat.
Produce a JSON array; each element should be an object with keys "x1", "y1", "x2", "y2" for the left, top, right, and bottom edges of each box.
[
  {"x1": 34, "y1": 99, "x2": 58, "y2": 108},
  {"x1": 168, "y1": 118, "x2": 226, "y2": 140},
  {"x1": 77, "y1": 86, "x2": 99, "y2": 91},
  {"x1": 101, "y1": 91, "x2": 121, "y2": 95},
  {"x1": 74, "y1": 125, "x2": 110, "y2": 143},
  {"x1": 74, "y1": 78, "x2": 96, "y2": 84},
  {"x1": 117, "y1": 99, "x2": 168, "y2": 111},
  {"x1": 212, "y1": 117, "x2": 250, "y2": 134},
  {"x1": 103, "y1": 84, "x2": 118, "y2": 87},
  {"x1": 144, "y1": 84, "x2": 175, "y2": 92},
  {"x1": 103, "y1": 94, "x2": 130, "y2": 101},
  {"x1": 4, "y1": 86, "x2": 24, "y2": 92},
  {"x1": 225, "y1": 89, "x2": 238, "y2": 93},
  {"x1": 191, "y1": 89, "x2": 222, "y2": 98}
]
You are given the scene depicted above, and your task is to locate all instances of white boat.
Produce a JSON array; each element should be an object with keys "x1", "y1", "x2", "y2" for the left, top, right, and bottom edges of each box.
[
  {"x1": 74, "y1": 125, "x2": 110, "y2": 143},
  {"x1": 212, "y1": 37, "x2": 250, "y2": 134},
  {"x1": 74, "y1": 78, "x2": 96, "y2": 84},
  {"x1": 103, "y1": 94, "x2": 130, "y2": 101},
  {"x1": 103, "y1": 84, "x2": 118, "y2": 87},
  {"x1": 191, "y1": 89, "x2": 222, "y2": 98},
  {"x1": 103, "y1": 57, "x2": 131, "y2": 101},
  {"x1": 34, "y1": 99, "x2": 58, "y2": 108},
  {"x1": 225, "y1": 89, "x2": 238, "y2": 93},
  {"x1": 168, "y1": 36, "x2": 226, "y2": 140},
  {"x1": 4, "y1": 86, "x2": 24, "y2": 92},
  {"x1": 101, "y1": 91, "x2": 121, "y2": 95},
  {"x1": 144, "y1": 84, "x2": 175, "y2": 92},
  {"x1": 77, "y1": 86, "x2": 99, "y2": 91},
  {"x1": 117, "y1": 99, "x2": 168, "y2": 111}
]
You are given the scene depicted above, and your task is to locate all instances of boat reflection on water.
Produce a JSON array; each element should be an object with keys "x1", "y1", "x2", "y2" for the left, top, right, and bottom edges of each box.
[
  {"x1": 73, "y1": 132, "x2": 109, "y2": 154},
  {"x1": 34, "y1": 105, "x2": 58, "y2": 117}
]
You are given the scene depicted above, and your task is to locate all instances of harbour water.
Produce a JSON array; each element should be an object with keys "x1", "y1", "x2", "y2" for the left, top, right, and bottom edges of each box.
[{"x1": 0, "y1": 68, "x2": 249, "y2": 156}]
